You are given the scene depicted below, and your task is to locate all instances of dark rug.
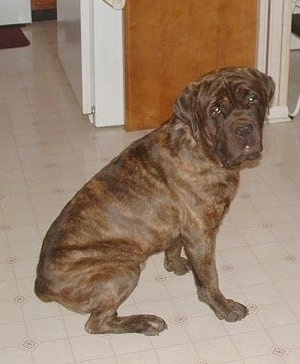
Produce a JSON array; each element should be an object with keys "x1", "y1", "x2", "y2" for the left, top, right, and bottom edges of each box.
[{"x1": 0, "y1": 25, "x2": 30, "y2": 50}]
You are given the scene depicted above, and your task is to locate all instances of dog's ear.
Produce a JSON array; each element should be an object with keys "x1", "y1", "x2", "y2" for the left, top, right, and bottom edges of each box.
[
  {"x1": 247, "y1": 68, "x2": 275, "y2": 106},
  {"x1": 260, "y1": 72, "x2": 275, "y2": 115},
  {"x1": 265, "y1": 75, "x2": 275, "y2": 104},
  {"x1": 173, "y1": 82, "x2": 200, "y2": 136}
]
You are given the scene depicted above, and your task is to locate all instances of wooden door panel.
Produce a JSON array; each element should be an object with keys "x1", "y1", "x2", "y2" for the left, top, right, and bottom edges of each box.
[
  {"x1": 124, "y1": 0, "x2": 258, "y2": 130},
  {"x1": 31, "y1": 0, "x2": 56, "y2": 10}
]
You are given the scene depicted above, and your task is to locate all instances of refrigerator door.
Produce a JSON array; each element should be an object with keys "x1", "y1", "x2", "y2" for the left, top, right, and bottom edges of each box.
[
  {"x1": 57, "y1": 0, "x2": 125, "y2": 127},
  {"x1": 92, "y1": 0, "x2": 125, "y2": 126},
  {"x1": 0, "y1": 0, "x2": 32, "y2": 25},
  {"x1": 57, "y1": 0, "x2": 93, "y2": 115}
]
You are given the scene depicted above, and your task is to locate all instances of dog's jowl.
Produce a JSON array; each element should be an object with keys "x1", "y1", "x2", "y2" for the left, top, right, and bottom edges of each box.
[{"x1": 35, "y1": 67, "x2": 275, "y2": 336}]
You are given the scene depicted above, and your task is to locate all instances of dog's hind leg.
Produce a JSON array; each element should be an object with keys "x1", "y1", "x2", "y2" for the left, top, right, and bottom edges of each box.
[
  {"x1": 84, "y1": 265, "x2": 167, "y2": 336},
  {"x1": 164, "y1": 237, "x2": 191, "y2": 275},
  {"x1": 85, "y1": 309, "x2": 167, "y2": 336}
]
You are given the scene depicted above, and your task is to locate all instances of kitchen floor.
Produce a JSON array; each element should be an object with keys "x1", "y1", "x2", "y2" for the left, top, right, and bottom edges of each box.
[{"x1": 1, "y1": 20, "x2": 300, "y2": 364}]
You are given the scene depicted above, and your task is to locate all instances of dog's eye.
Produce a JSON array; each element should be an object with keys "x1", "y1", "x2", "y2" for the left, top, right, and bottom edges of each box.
[
  {"x1": 211, "y1": 106, "x2": 222, "y2": 117},
  {"x1": 248, "y1": 95, "x2": 258, "y2": 104}
]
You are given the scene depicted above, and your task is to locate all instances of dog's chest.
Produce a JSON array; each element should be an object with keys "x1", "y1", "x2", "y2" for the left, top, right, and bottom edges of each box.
[{"x1": 174, "y1": 167, "x2": 239, "y2": 228}]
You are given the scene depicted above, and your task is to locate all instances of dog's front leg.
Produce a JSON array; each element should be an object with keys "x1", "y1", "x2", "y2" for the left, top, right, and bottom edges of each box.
[
  {"x1": 184, "y1": 233, "x2": 248, "y2": 322},
  {"x1": 164, "y1": 237, "x2": 191, "y2": 276}
]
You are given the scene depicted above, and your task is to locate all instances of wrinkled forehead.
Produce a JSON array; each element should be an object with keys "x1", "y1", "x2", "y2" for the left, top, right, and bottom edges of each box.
[{"x1": 198, "y1": 72, "x2": 259, "y2": 105}]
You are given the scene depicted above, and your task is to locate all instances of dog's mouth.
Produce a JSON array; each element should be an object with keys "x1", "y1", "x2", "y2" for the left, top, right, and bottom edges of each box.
[
  {"x1": 242, "y1": 143, "x2": 262, "y2": 158},
  {"x1": 219, "y1": 142, "x2": 262, "y2": 169}
]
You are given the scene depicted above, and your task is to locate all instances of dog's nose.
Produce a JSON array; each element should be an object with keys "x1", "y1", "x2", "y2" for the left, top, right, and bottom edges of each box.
[{"x1": 235, "y1": 124, "x2": 254, "y2": 139}]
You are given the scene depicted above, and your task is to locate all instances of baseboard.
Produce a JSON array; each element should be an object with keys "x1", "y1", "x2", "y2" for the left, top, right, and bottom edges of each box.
[
  {"x1": 32, "y1": 9, "x2": 57, "y2": 21},
  {"x1": 268, "y1": 105, "x2": 291, "y2": 123}
]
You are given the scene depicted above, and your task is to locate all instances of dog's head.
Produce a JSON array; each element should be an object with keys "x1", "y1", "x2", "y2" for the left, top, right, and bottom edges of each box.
[{"x1": 173, "y1": 67, "x2": 275, "y2": 168}]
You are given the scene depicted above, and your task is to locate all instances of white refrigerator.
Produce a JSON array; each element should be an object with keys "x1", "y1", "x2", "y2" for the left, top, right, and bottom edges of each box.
[
  {"x1": 0, "y1": 0, "x2": 32, "y2": 25},
  {"x1": 57, "y1": 0, "x2": 125, "y2": 127}
]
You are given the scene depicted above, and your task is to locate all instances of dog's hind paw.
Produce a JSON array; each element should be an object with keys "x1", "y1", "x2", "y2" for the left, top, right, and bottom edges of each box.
[{"x1": 137, "y1": 315, "x2": 168, "y2": 336}]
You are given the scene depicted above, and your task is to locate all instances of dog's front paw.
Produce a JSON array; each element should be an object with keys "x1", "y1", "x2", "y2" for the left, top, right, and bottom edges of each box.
[
  {"x1": 164, "y1": 256, "x2": 191, "y2": 276},
  {"x1": 215, "y1": 299, "x2": 249, "y2": 322}
]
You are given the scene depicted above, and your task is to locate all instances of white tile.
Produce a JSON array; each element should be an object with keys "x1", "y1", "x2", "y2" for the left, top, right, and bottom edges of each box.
[
  {"x1": 79, "y1": 358, "x2": 117, "y2": 364},
  {"x1": 217, "y1": 230, "x2": 247, "y2": 249},
  {"x1": 285, "y1": 349, "x2": 300, "y2": 364},
  {"x1": 275, "y1": 278, "x2": 300, "y2": 301},
  {"x1": 22, "y1": 297, "x2": 61, "y2": 321},
  {"x1": 0, "y1": 347, "x2": 33, "y2": 364},
  {"x1": 251, "y1": 193, "x2": 282, "y2": 211},
  {"x1": 230, "y1": 330, "x2": 274, "y2": 358},
  {"x1": 193, "y1": 336, "x2": 240, "y2": 363},
  {"x1": 264, "y1": 176, "x2": 298, "y2": 193},
  {"x1": 31, "y1": 339, "x2": 74, "y2": 364},
  {"x1": 6, "y1": 225, "x2": 41, "y2": 245},
  {"x1": 14, "y1": 258, "x2": 38, "y2": 279},
  {"x1": 9, "y1": 239, "x2": 40, "y2": 260},
  {"x1": 0, "y1": 302, "x2": 23, "y2": 324},
  {"x1": 70, "y1": 335, "x2": 114, "y2": 362},
  {"x1": 230, "y1": 210, "x2": 264, "y2": 229},
  {"x1": 275, "y1": 190, "x2": 300, "y2": 206},
  {"x1": 241, "y1": 283, "x2": 284, "y2": 305},
  {"x1": 0, "y1": 280, "x2": 18, "y2": 302},
  {"x1": 281, "y1": 238, "x2": 300, "y2": 255},
  {"x1": 62, "y1": 313, "x2": 89, "y2": 337},
  {"x1": 132, "y1": 281, "x2": 170, "y2": 304},
  {"x1": 258, "y1": 207, "x2": 295, "y2": 226},
  {"x1": 218, "y1": 246, "x2": 258, "y2": 266},
  {"x1": 165, "y1": 273, "x2": 196, "y2": 298},
  {"x1": 288, "y1": 299, "x2": 300, "y2": 320},
  {"x1": 26, "y1": 317, "x2": 67, "y2": 342},
  {"x1": 250, "y1": 242, "x2": 287, "y2": 263},
  {"x1": 256, "y1": 302, "x2": 298, "y2": 328},
  {"x1": 117, "y1": 350, "x2": 159, "y2": 364},
  {"x1": 272, "y1": 222, "x2": 300, "y2": 241},
  {"x1": 261, "y1": 260, "x2": 300, "y2": 281},
  {"x1": 268, "y1": 323, "x2": 300, "y2": 349},
  {"x1": 17, "y1": 277, "x2": 36, "y2": 298},
  {"x1": 0, "y1": 263, "x2": 15, "y2": 281},
  {"x1": 110, "y1": 333, "x2": 152, "y2": 355},
  {"x1": 0, "y1": 322, "x2": 27, "y2": 348},
  {"x1": 172, "y1": 295, "x2": 212, "y2": 318},
  {"x1": 232, "y1": 264, "x2": 270, "y2": 287},
  {"x1": 155, "y1": 343, "x2": 199, "y2": 364},
  {"x1": 185, "y1": 315, "x2": 227, "y2": 341},
  {"x1": 287, "y1": 205, "x2": 300, "y2": 221},
  {"x1": 244, "y1": 355, "x2": 285, "y2": 364}
]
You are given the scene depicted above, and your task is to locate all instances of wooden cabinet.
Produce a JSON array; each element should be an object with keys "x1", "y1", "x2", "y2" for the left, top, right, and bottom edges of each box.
[
  {"x1": 124, "y1": 0, "x2": 258, "y2": 130},
  {"x1": 31, "y1": 0, "x2": 56, "y2": 11}
]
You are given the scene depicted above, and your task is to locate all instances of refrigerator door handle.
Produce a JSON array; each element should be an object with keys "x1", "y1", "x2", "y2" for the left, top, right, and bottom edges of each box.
[{"x1": 102, "y1": 0, "x2": 126, "y2": 10}]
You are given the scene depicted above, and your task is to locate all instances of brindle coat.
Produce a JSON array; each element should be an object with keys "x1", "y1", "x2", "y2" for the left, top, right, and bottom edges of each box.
[{"x1": 35, "y1": 67, "x2": 275, "y2": 335}]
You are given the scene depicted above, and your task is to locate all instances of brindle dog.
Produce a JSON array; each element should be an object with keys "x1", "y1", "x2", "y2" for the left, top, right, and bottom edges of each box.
[{"x1": 35, "y1": 67, "x2": 275, "y2": 336}]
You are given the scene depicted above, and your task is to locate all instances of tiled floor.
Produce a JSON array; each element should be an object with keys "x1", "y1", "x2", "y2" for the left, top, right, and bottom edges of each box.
[{"x1": 1, "y1": 20, "x2": 300, "y2": 364}]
